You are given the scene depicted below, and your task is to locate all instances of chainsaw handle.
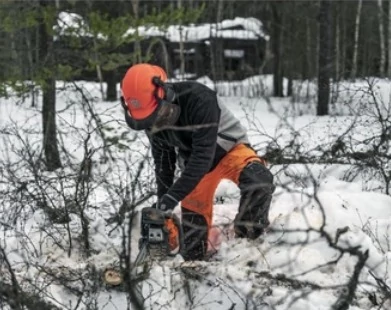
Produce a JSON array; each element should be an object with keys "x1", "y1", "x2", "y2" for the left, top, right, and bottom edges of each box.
[{"x1": 167, "y1": 212, "x2": 186, "y2": 258}]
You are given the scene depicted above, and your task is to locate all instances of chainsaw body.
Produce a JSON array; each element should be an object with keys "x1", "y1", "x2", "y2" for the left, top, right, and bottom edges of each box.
[
  {"x1": 136, "y1": 206, "x2": 185, "y2": 264},
  {"x1": 139, "y1": 207, "x2": 170, "y2": 260}
]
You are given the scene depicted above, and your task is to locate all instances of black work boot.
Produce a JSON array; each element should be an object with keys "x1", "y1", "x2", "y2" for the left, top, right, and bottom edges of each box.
[
  {"x1": 181, "y1": 207, "x2": 208, "y2": 261},
  {"x1": 234, "y1": 161, "x2": 275, "y2": 240}
]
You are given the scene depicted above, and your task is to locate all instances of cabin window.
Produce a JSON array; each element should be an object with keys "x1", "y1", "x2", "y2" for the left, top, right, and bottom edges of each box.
[{"x1": 224, "y1": 49, "x2": 245, "y2": 58}]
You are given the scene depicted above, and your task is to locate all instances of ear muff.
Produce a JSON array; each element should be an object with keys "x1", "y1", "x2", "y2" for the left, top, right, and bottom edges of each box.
[
  {"x1": 152, "y1": 76, "x2": 176, "y2": 104},
  {"x1": 164, "y1": 84, "x2": 176, "y2": 103}
]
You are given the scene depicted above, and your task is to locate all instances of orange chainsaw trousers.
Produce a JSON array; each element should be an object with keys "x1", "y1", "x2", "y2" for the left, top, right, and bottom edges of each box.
[{"x1": 167, "y1": 143, "x2": 268, "y2": 256}]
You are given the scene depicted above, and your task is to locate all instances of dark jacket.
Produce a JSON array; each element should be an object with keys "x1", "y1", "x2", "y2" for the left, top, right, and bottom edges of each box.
[{"x1": 128, "y1": 81, "x2": 249, "y2": 203}]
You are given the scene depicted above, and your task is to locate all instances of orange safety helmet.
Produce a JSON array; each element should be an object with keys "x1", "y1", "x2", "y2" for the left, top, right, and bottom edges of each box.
[{"x1": 120, "y1": 63, "x2": 179, "y2": 131}]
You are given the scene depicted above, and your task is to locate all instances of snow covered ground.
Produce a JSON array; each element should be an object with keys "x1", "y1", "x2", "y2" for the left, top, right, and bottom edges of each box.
[{"x1": 0, "y1": 77, "x2": 390, "y2": 310}]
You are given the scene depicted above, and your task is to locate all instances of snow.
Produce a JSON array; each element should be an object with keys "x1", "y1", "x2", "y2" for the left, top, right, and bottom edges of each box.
[
  {"x1": 54, "y1": 11, "x2": 106, "y2": 40},
  {"x1": 0, "y1": 76, "x2": 391, "y2": 309},
  {"x1": 55, "y1": 12, "x2": 88, "y2": 36}
]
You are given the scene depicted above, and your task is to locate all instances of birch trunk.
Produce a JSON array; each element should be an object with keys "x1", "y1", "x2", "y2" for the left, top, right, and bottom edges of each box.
[
  {"x1": 351, "y1": 0, "x2": 362, "y2": 80},
  {"x1": 216, "y1": 0, "x2": 223, "y2": 25},
  {"x1": 177, "y1": 0, "x2": 185, "y2": 79},
  {"x1": 25, "y1": 30, "x2": 37, "y2": 107},
  {"x1": 86, "y1": 0, "x2": 104, "y2": 99},
  {"x1": 377, "y1": 0, "x2": 386, "y2": 77},
  {"x1": 335, "y1": 13, "x2": 339, "y2": 80},
  {"x1": 305, "y1": 18, "x2": 311, "y2": 100},
  {"x1": 216, "y1": 0, "x2": 224, "y2": 81},
  {"x1": 388, "y1": 0, "x2": 391, "y2": 77},
  {"x1": 93, "y1": 38, "x2": 104, "y2": 100}
]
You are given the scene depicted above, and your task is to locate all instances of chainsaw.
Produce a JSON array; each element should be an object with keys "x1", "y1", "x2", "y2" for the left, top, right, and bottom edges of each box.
[
  {"x1": 104, "y1": 206, "x2": 185, "y2": 286},
  {"x1": 135, "y1": 207, "x2": 185, "y2": 264}
]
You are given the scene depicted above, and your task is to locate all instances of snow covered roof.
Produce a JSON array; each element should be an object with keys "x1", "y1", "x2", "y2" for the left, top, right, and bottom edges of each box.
[
  {"x1": 126, "y1": 17, "x2": 269, "y2": 42},
  {"x1": 54, "y1": 12, "x2": 269, "y2": 42},
  {"x1": 123, "y1": 25, "x2": 166, "y2": 38}
]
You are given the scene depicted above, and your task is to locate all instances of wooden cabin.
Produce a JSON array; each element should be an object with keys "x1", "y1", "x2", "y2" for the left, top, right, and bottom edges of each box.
[{"x1": 54, "y1": 13, "x2": 268, "y2": 82}]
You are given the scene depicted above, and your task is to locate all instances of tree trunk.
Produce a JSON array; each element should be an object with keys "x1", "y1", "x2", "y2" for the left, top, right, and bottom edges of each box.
[
  {"x1": 216, "y1": 0, "x2": 223, "y2": 32},
  {"x1": 388, "y1": 0, "x2": 391, "y2": 76},
  {"x1": 331, "y1": 2, "x2": 341, "y2": 104},
  {"x1": 271, "y1": 3, "x2": 284, "y2": 97},
  {"x1": 105, "y1": 70, "x2": 117, "y2": 101},
  {"x1": 305, "y1": 19, "x2": 312, "y2": 79},
  {"x1": 351, "y1": 0, "x2": 362, "y2": 80},
  {"x1": 39, "y1": 1, "x2": 62, "y2": 171},
  {"x1": 317, "y1": 0, "x2": 332, "y2": 116},
  {"x1": 286, "y1": 5, "x2": 293, "y2": 97},
  {"x1": 25, "y1": 31, "x2": 37, "y2": 107},
  {"x1": 86, "y1": 0, "x2": 104, "y2": 99},
  {"x1": 131, "y1": 0, "x2": 142, "y2": 63},
  {"x1": 341, "y1": 2, "x2": 347, "y2": 78},
  {"x1": 287, "y1": 76, "x2": 293, "y2": 97},
  {"x1": 334, "y1": 4, "x2": 340, "y2": 82},
  {"x1": 93, "y1": 37, "x2": 104, "y2": 100},
  {"x1": 215, "y1": 0, "x2": 224, "y2": 81},
  {"x1": 177, "y1": 0, "x2": 185, "y2": 79},
  {"x1": 378, "y1": 0, "x2": 386, "y2": 77},
  {"x1": 362, "y1": 28, "x2": 369, "y2": 77}
]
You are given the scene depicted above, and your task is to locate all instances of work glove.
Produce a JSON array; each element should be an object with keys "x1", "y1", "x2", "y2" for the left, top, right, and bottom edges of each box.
[
  {"x1": 151, "y1": 195, "x2": 181, "y2": 254},
  {"x1": 153, "y1": 194, "x2": 179, "y2": 215}
]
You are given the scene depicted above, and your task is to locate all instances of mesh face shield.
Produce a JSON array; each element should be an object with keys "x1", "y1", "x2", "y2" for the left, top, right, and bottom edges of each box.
[{"x1": 124, "y1": 99, "x2": 181, "y2": 131}]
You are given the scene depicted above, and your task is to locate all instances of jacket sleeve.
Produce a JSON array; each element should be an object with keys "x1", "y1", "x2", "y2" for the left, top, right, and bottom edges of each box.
[
  {"x1": 165, "y1": 93, "x2": 220, "y2": 203},
  {"x1": 147, "y1": 133, "x2": 177, "y2": 199}
]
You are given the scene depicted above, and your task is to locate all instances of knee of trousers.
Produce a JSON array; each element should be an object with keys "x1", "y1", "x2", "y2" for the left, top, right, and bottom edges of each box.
[{"x1": 238, "y1": 161, "x2": 275, "y2": 194}]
